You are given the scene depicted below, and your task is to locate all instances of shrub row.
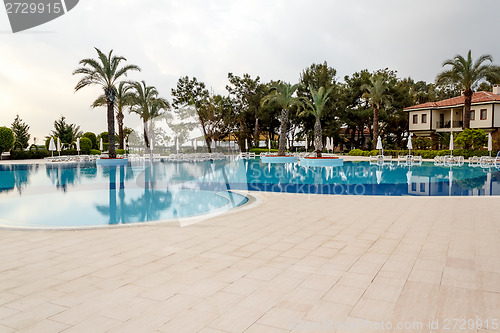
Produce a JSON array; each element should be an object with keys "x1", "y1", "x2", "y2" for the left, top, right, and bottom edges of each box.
[
  {"x1": 249, "y1": 148, "x2": 279, "y2": 154},
  {"x1": 348, "y1": 149, "x2": 499, "y2": 159}
]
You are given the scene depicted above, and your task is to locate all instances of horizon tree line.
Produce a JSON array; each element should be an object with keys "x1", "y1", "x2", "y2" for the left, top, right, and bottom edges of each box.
[{"x1": 3, "y1": 49, "x2": 500, "y2": 156}]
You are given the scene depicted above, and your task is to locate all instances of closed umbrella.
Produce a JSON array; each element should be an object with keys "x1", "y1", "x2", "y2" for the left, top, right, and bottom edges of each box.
[
  {"x1": 100, "y1": 138, "x2": 103, "y2": 151},
  {"x1": 376, "y1": 136, "x2": 383, "y2": 155},
  {"x1": 449, "y1": 132, "x2": 454, "y2": 155},
  {"x1": 268, "y1": 138, "x2": 271, "y2": 151},
  {"x1": 326, "y1": 137, "x2": 330, "y2": 152},
  {"x1": 488, "y1": 133, "x2": 492, "y2": 157},
  {"x1": 57, "y1": 137, "x2": 61, "y2": 156},
  {"x1": 330, "y1": 137, "x2": 334, "y2": 152},
  {"x1": 407, "y1": 133, "x2": 413, "y2": 154},
  {"x1": 305, "y1": 137, "x2": 308, "y2": 151},
  {"x1": 245, "y1": 139, "x2": 248, "y2": 152},
  {"x1": 286, "y1": 138, "x2": 290, "y2": 151},
  {"x1": 176, "y1": 137, "x2": 180, "y2": 153},
  {"x1": 48, "y1": 137, "x2": 56, "y2": 157},
  {"x1": 76, "y1": 138, "x2": 80, "y2": 155},
  {"x1": 211, "y1": 139, "x2": 216, "y2": 150}
]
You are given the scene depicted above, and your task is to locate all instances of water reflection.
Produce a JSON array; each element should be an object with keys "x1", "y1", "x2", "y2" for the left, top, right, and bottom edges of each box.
[{"x1": 0, "y1": 164, "x2": 39, "y2": 194}]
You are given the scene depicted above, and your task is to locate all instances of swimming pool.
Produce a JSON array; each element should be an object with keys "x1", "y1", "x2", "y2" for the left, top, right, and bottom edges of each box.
[{"x1": 0, "y1": 157, "x2": 499, "y2": 228}]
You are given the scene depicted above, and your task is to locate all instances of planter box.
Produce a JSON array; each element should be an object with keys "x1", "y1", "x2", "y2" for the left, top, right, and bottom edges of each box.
[
  {"x1": 299, "y1": 157, "x2": 344, "y2": 167},
  {"x1": 261, "y1": 155, "x2": 298, "y2": 164}
]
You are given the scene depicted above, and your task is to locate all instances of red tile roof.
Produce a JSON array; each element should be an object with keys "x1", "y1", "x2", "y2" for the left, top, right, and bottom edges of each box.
[{"x1": 404, "y1": 91, "x2": 500, "y2": 111}]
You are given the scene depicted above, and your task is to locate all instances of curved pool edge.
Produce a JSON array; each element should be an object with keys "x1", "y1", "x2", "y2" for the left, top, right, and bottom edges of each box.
[{"x1": 0, "y1": 190, "x2": 257, "y2": 231}]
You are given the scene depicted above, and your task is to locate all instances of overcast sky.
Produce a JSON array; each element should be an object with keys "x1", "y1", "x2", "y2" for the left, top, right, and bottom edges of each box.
[{"x1": 1, "y1": 0, "x2": 500, "y2": 142}]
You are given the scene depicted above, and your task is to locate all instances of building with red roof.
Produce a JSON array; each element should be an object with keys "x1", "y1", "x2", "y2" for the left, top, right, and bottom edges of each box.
[{"x1": 404, "y1": 85, "x2": 500, "y2": 143}]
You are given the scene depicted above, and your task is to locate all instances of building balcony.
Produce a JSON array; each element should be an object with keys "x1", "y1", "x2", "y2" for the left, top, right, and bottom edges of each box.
[{"x1": 436, "y1": 120, "x2": 462, "y2": 129}]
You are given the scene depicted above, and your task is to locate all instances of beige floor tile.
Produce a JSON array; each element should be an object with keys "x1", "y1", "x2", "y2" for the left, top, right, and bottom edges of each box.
[
  {"x1": 257, "y1": 307, "x2": 306, "y2": 330},
  {"x1": 246, "y1": 323, "x2": 290, "y2": 332},
  {"x1": 299, "y1": 273, "x2": 341, "y2": 291},
  {"x1": 2, "y1": 303, "x2": 66, "y2": 330},
  {"x1": 350, "y1": 298, "x2": 395, "y2": 322},
  {"x1": 323, "y1": 285, "x2": 365, "y2": 306},
  {"x1": 208, "y1": 305, "x2": 266, "y2": 332}
]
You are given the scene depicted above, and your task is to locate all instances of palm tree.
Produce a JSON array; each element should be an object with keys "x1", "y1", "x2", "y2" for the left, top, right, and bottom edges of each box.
[
  {"x1": 261, "y1": 82, "x2": 302, "y2": 156},
  {"x1": 437, "y1": 50, "x2": 500, "y2": 129},
  {"x1": 129, "y1": 81, "x2": 170, "y2": 154},
  {"x1": 92, "y1": 81, "x2": 134, "y2": 150},
  {"x1": 299, "y1": 86, "x2": 334, "y2": 157},
  {"x1": 362, "y1": 77, "x2": 391, "y2": 146},
  {"x1": 73, "y1": 48, "x2": 140, "y2": 158}
]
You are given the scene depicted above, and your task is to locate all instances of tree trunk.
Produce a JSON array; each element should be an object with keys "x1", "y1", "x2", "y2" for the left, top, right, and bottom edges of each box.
[
  {"x1": 143, "y1": 120, "x2": 150, "y2": 154},
  {"x1": 463, "y1": 89, "x2": 472, "y2": 129},
  {"x1": 254, "y1": 117, "x2": 259, "y2": 148},
  {"x1": 107, "y1": 101, "x2": 116, "y2": 158},
  {"x1": 372, "y1": 105, "x2": 379, "y2": 149},
  {"x1": 314, "y1": 117, "x2": 322, "y2": 158},
  {"x1": 117, "y1": 111, "x2": 124, "y2": 150},
  {"x1": 277, "y1": 108, "x2": 289, "y2": 156}
]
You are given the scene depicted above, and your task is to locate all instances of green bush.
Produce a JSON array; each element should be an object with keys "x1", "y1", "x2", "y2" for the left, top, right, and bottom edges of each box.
[
  {"x1": 82, "y1": 132, "x2": 97, "y2": 149},
  {"x1": 10, "y1": 149, "x2": 50, "y2": 160},
  {"x1": 347, "y1": 148, "x2": 498, "y2": 159},
  {"x1": 454, "y1": 129, "x2": 487, "y2": 150},
  {"x1": 0, "y1": 127, "x2": 15, "y2": 155},
  {"x1": 115, "y1": 149, "x2": 127, "y2": 155},
  {"x1": 90, "y1": 149, "x2": 101, "y2": 155},
  {"x1": 79, "y1": 137, "x2": 92, "y2": 154},
  {"x1": 249, "y1": 148, "x2": 279, "y2": 154}
]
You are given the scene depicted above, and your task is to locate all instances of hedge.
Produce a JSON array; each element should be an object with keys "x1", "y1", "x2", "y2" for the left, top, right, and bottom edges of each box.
[
  {"x1": 348, "y1": 149, "x2": 499, "y2": 159},
  {"x1": 249, "y1": 148, "x2": 279, "y2": 154},
  {"x1": 10, "y1": 149, "x2": 50, "y2": 160}
]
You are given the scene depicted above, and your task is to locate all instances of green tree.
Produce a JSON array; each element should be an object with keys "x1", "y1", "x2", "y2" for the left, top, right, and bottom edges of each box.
[
  {"x1": 362, "y1": 76, "x2": 391, "y2": 147},
  {"x1": 11, "y1": 115, "x2": 30, "y2": 148},
  {"x1": 0, "y1": 127, "x2": 14, "y2": 158},
  {"x1": 298, "y1": 62, "x2": 338, "y2": 146},
  {"x1": 299, "y1": 86, "x2": 335, "y2": 157},
  {"x1": 454, "y1": 128, "x2": 487, "y2": 150},
  {"x1": 73, "y1": 48, "x2": 140, "y2": 158},
  {"x1": 171, "y1": 76, "x2": 212, "y2": 151},
  {"x1": 436, "y1": 50, "x2": 500, "y2": 129},
  {"x1": 79, "y1": 137, "x2": 92, "y2": 154},
  {"x1": 91, "y1": 81, "x2": 134, "y2": 149},
  {"x1": 261, "y1": 82, "x2": 302, "y2": 156},
  {"x1": 226, "y1": 73, "x2": 267, "y2": 148},
  {"x1": 129, "y1": 81, "x2": 170, "y2": 153},
  {"x1": 51, "y1": 116, "x2": 81, "y2": 145},
  {"x1": 82, "y1": 132, "x2": 97, "y2": 149}
]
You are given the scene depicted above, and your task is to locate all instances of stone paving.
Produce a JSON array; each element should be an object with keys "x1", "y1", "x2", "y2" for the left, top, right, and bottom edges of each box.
[{"x1": 0, "y1": 192, "x2": 499, "y2": 332}]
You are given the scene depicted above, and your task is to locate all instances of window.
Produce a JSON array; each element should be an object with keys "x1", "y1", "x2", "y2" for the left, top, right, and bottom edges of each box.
[
  {"x1": 420, "y1": 183, "x2": 425, "y2": 193},
  {"x1": 421, "y1": 114, "x2": 427, "y2": 124},
  {"x1": 480, "y1": 109, "x2": 487, "y2": 120},
  {"x1": 470, "y1": 110, "x2": 475, "y2": 120},
  {"x1": 413, "y1": 115, "x2": 418, "y2": 124}
]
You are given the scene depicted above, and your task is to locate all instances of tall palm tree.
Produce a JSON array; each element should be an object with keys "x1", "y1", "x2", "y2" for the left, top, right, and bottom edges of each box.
[
  {"x1": 362, "y1": 77, "x2": 391, "y2": 146},
  {"x1": 129, "y1": 81, "x2": 170, "y2": 154},
  {"x1": 92, "y1": 81, "x2": 134, "y2": 150},
  {"x1": 437, "y1": 50, "x2": 500, "y2": 129},
  {"x1": 73, "y1": 48, "x2": 140, "y2": 158},
  {"x1": 261, "y1": 82, "x2": 302, "y2": 156},
  {"x1": 299, "y1": 85, "x2": 334, "y2": 157}
]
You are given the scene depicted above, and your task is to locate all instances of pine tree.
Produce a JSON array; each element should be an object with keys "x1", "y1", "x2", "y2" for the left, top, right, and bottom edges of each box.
[{"x1": 11, "y1": 115, "x2": 30, "y2": 148}]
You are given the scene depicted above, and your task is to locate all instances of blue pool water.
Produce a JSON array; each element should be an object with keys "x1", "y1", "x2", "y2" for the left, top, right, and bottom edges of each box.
[{"x1": 0, "y1": 158, "x2": 499, "y2": 228}]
